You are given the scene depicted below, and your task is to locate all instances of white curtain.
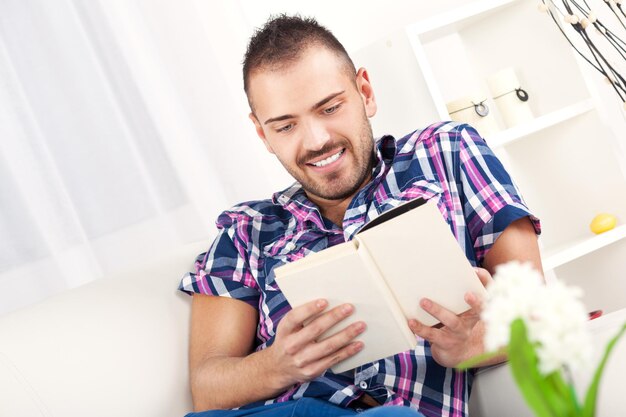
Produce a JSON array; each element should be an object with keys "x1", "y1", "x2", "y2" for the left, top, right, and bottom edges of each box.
[{"x1": 0, "y1": 0, "x2": 290, "y2": 315}]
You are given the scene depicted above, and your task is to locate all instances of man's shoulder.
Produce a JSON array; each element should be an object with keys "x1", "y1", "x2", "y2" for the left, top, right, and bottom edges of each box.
[
  {"x1": 216, "y1": 198, "x2": 290, "y2": 228},
  {"x1": 211, "y1": 198, "x2": 296, "y2": 254},
  {"x1": 394, "y1": 121, "x2": 483, "y2": 155}
]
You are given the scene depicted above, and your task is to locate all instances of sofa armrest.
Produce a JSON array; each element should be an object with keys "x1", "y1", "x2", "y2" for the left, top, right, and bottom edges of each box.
[
  {"x1": 469, "y1": 362, "x2": 534, "y2": 417},
  {"x1": 0, "y1": 241, "x2": 209, "y2": 417}
]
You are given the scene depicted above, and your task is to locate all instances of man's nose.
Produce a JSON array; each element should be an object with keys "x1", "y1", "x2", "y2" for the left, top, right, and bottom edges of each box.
[{"x1": 302, "y1": 120, "x2": 331, "y2": 152}]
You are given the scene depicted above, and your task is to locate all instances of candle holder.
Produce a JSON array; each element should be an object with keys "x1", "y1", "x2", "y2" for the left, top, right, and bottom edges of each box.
[{"x1": 446, "y1": 94, "x2": 500, "y2": 138}]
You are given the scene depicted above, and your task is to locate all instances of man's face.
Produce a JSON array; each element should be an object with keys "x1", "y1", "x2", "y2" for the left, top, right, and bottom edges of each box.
[{"x1": 247, "y1": 46, "x2": 377, "y2": 204}]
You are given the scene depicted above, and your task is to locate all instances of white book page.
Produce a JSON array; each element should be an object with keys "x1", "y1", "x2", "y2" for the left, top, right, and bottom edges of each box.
[
  {"x1": 358, "y1": 200, "x2": 486, "y2": 326},
  {"x1": 275, "y1": 247, "x2": 416, "y2": 373}
]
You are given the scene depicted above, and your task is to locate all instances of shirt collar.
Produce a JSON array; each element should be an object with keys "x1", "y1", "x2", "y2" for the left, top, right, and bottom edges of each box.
[{"x1": 371, "y1": 134, "x2": 396, "y2": 182}]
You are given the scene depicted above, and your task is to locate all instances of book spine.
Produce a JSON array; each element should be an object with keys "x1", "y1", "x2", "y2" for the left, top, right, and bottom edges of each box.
[{"x1": 354, "y1": 237, "x2": 418, "y2": 349}]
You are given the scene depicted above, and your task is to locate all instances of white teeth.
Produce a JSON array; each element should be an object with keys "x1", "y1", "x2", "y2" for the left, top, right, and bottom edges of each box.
[{"x1": 311, "y1": 149, "x2": 344, "y2": 167}]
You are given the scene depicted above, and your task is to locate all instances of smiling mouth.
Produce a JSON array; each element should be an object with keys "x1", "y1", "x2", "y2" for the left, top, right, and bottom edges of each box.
[{"x1": 308, "y1": 149, "x2": 345, "y2": 168}]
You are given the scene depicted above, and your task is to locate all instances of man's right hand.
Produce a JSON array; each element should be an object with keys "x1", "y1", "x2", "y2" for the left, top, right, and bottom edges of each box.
[{"x1": 265, "y1": 299, "x2": 366, "y2": 388}]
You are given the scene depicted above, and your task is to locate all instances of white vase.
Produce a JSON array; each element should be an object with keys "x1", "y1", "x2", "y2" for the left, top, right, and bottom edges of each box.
[
  {"x1": 446, "y1": 93, "x2": 500, "y2": 139},
  {"x1": 487, "y1": 67, "x2": 534, "y2": 129}
]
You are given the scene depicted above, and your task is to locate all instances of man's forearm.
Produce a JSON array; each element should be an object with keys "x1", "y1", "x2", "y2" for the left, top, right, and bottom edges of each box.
[
  {"x1": 189, "y1": 299, "x2": 365, "y2": 412},
  {"x1": 191, "y1": 349, "x2": 287, "y2": 411}
]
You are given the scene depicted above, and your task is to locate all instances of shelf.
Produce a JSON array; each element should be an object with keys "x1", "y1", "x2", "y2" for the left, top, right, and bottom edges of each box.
[
  {"x1": 406, "y1": 0, "x2": 520, "y2": 43},
  {"x1": 382, "y1": 0, "x2": 626, "y2": 301},
  {"x1": 405, "y1": 0, "x2": 589, "y2": 123},
  {"x1": 404, "y1": 0, "x2": 523, "y2": 120},
  {"x1": 486, "y1": 99, "x2": 595, "y2": 149},
  {"x1": 542, "y1": 224, "x2": 626, "y2": 271}
]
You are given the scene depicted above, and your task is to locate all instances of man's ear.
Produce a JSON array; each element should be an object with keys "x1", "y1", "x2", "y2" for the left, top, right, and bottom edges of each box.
[
  {"x1": 355, "y1": 68, "x2": 377, "y2": 118},
  {"x1": 249, "y1": 113, "x2": 274, "y2": 154}
]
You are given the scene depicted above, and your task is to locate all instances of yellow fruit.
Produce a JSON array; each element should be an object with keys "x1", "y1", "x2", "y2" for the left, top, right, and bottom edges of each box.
[{"x1": 590, "y1": 213, "x2": 617, "y2": 234}]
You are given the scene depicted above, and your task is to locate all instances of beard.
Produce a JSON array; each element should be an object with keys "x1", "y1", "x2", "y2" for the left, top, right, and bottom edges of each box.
[{"x1": 279, "y1": 117, "x2": 376, "y2": 201}]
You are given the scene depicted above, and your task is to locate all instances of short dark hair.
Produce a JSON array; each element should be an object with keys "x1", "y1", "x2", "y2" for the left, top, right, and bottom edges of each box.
[{"x1": 242, "y1": 14, "x2": 356, "y2": 96}]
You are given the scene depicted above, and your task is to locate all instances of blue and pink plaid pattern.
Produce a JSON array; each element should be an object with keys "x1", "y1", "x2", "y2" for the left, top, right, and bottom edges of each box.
[{"x1": 179, "y1": 122, "x2": 541, "y2": 417}]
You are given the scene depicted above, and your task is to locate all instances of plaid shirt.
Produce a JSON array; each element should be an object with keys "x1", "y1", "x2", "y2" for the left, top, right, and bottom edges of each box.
[{"x1": 179, "y1": 122, "x2": 541, "y2": 417}]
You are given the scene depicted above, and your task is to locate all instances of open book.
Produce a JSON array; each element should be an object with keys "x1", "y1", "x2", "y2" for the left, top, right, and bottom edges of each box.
[{"x1": 274, "y1": 198, "x2": 487, "y2": 373}]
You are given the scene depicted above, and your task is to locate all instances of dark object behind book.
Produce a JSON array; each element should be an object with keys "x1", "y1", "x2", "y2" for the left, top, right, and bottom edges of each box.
[{"x1": 359, "y1": 198, "x2": 427, "y2": 233}]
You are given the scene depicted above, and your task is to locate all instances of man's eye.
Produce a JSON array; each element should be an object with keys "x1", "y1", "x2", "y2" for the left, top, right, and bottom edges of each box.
[
  {"x1": 324, "y1": 104, "x2": 340, "y2": 114},
  {"x1": 276, "y1": 124, "x2": 293, "y2": 133}
]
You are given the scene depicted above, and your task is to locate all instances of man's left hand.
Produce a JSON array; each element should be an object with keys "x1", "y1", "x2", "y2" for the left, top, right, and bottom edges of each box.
[{"x1": 408, "y1": 267, "x2": 494, "y2": 368}]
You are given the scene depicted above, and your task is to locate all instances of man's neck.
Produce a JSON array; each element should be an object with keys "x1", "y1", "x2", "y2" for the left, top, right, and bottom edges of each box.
[
  {"x1": 306, "y1": 176, "x2": 373, "y2": 228},
  {"x1": 317, "y1": 199, "x2": 351, "y2": 228}
]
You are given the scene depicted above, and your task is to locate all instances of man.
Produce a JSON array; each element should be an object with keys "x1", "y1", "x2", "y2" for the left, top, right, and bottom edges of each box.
[{"x1": 179, "y1": 14, "x2": 542, "y2": 417}]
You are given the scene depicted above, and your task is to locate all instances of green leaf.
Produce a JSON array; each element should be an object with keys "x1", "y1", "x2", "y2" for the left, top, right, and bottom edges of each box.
[
  {"x1": 456, "y1": 348, "x2": 507, "y2": 370},
  {"x1": 582, "y1": 322, "x2": 626, "y2": 417},
  {"x1": 545, "y1": 370, "x2": 580, "y2": 415},
  {"x1": 507, "y1": 319, "x2": 571, "y2": 417},
  {"x1": 545, "y1": 371, "x2": 570, "y2": 399}
]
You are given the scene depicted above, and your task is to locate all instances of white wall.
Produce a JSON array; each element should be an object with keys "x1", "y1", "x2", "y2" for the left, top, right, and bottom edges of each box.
[
  {"x1": 239, "y1": 1, "x2": 472, "y2": 52},
  {"x1": 2, "y1": 1, "x2": 487, "y2": 314}
]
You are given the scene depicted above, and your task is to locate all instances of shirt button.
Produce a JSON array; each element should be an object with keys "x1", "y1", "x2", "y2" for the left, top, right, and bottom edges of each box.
[
  {"x1": 285, "y1": 242, "x2": 296, "y2": 251},
  {"x1": 359, "y1": 381, "x2": 368, "y2": 389}
]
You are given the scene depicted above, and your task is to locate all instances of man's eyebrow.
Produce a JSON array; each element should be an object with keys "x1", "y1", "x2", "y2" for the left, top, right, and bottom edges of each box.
[
  {"x1": 312, "y1": 90, "x2": 345, "y2": 110},
  {"x1": 264, "y1": 114, "x2": 294, "y2": 125},
  {"x1": 263, "y1": 91, "x2": 345, "y2": 125}
]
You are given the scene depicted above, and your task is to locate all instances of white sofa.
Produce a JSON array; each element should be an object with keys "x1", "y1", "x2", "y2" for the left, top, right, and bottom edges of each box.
[
  {"x1": 1, "y1": 240, "x2": 624, "y2": 417},
  {"x1": 0, "y1": 241, "x2": 207, "y2": 417}
]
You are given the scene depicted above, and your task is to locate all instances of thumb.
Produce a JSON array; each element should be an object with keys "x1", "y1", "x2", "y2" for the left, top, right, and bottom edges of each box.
[{"x1": 473, "y1": 267, "x2": 494, "y2": 288}]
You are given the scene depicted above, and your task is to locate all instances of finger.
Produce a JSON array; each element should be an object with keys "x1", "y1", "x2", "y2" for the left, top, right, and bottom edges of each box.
[
  {"x1": 299, "y1": 320, "x2": 366, "y2": 363},
  {"x1": 290, "y1": 303, "x2": 356, "y2": 348},
  {"x1": 464, "y1": 291, "x2": 483, "y2": 314},
  {"x1": 408, "y1": 319, "x2": 441, "y2": 343},
  {"x1": 460, "y1": 293, "x2": 483, "y2": 330},
  {"x1": 304, "y1": 340, "x2": 365, "y2": 377},
  {"x1": 474, "y1": 267, "x2": 494, "y2": 288},
  {"x1": 279, "y1": 299, "x2": 328, "y2": 334},
  {"x1": 419, "y1": 298, "x2": 463, "y2": 332}
]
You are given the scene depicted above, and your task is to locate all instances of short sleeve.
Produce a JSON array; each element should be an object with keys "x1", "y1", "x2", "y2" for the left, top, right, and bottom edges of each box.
[
  {"x1": 178, "y1": 213, "x2": 261, "y2": 309},
  {"x1": 456, "y1": 124, "x2": 541, "y2": 264}
]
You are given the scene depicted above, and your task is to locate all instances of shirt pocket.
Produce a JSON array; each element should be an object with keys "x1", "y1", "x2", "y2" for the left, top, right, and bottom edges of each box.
[{"x1": 261, "y1": 230, "x2": 327, "y2": 292}]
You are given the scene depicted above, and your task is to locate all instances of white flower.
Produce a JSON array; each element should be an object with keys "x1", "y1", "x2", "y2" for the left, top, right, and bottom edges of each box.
[
  {"x1": 482, "y1": 261, "x2": 543, "y2": 351},
  {"x1": 481, "y1": 261, "x2": 593, "y2": 375}
]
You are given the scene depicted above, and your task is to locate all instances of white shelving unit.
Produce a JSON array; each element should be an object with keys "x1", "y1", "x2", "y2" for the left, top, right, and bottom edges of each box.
[
  {"x1": 487, "y1": 99, "x2": 595, "y2": 149},
  {"x1": 405, "y1": 0, "x2": 522, "y2": 119},
  {"x1": 543, "y1": 224, "x2": 626, "y2": 271},
  {"x1": 355, "y1": 0, "x2": 626, "y2": 314}
]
